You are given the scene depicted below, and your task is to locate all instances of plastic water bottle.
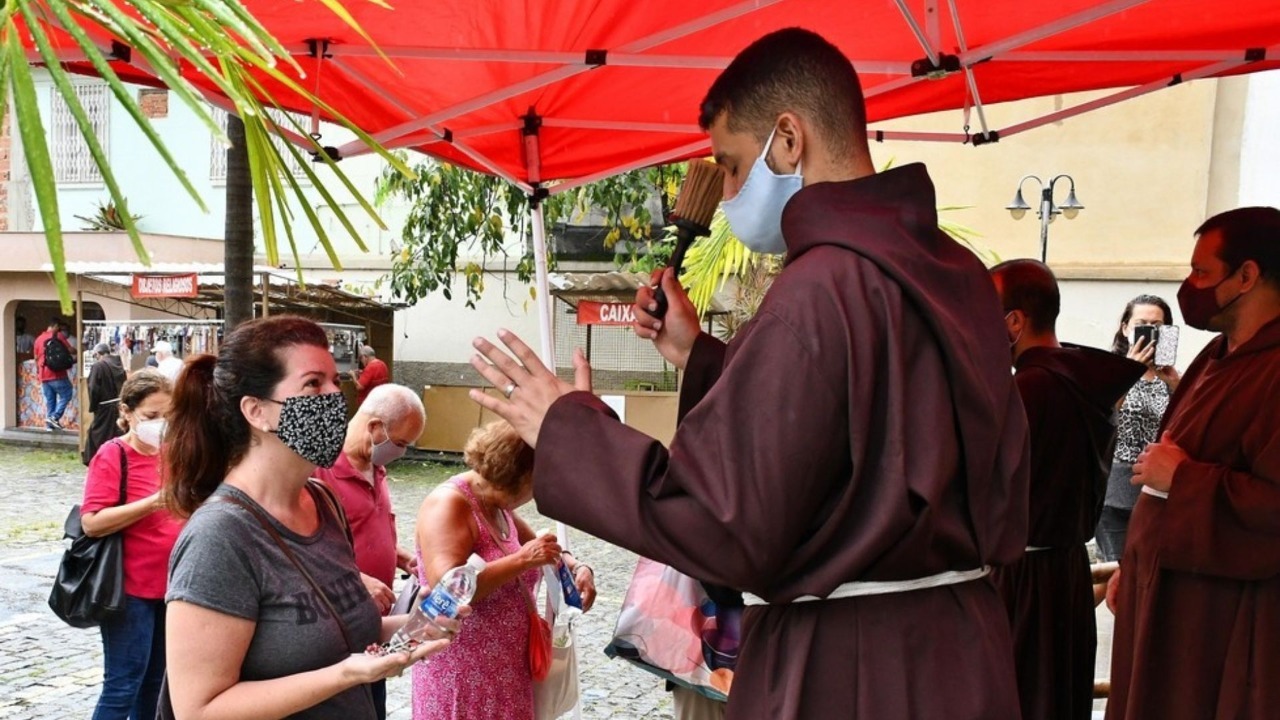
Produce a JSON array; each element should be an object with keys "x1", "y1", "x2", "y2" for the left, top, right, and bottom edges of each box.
[{"x1": 379, "y1": 553, "x2": 486, "y2": 654}]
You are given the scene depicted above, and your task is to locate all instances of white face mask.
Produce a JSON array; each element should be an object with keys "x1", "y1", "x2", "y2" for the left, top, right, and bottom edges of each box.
[
  {"x1": 370, "y1": 425, "x2": 408, "y2": 467},
  {"x1": 721, "y1": 126, "x2": 803, "y2": 255},
  {"x1": 134, "y1": 418, "x2": 166, "y2": 449}
]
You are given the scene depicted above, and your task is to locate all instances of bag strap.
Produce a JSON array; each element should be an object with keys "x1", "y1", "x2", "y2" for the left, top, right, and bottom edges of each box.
[
  {"x1": 115, "y1": 439, "x2": 129, "y2": 506},
  {"x1": 212, "y1": 492, "x2": 356, "y2": 652},
  {"x1": 308, "y1": 479, "x2": 354, "y2": 548}
]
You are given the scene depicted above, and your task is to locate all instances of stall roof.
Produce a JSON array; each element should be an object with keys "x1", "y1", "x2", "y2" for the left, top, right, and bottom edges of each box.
[{"x1": 52, "y1": 262, "x2": 403, "y2": 322}]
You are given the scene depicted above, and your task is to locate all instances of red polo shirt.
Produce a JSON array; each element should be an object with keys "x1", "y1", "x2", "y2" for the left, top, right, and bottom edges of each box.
[{"x1": 312, "y1": 451, "x2": 399, "y2": 586}]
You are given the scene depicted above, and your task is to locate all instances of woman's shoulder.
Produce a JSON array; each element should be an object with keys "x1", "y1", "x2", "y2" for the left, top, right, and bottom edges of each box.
[{"x1": 183, "y1": 487, "x2": 257, "y2": 533}]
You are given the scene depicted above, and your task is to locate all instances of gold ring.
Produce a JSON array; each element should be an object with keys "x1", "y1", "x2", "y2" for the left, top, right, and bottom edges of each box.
[{"x1": 502, "y1": 383, "x2": 516, "y2": 398}]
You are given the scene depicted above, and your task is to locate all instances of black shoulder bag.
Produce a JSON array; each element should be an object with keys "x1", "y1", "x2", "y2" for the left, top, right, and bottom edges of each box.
[{"x1": 48, "y1": 439, "x2": 129, "y2": 628}]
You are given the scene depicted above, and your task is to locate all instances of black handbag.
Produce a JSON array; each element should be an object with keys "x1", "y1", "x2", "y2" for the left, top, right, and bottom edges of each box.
[{"x1": 48, "y1": 440, "x2": 129, "y2": 628}]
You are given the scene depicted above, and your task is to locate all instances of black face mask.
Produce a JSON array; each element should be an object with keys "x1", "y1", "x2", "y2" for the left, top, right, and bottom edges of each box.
[
  {"x1": 262, "y1": 392, "x2": 348, "y2": 468},
  {"x1": 1177, "y1": 266, "x2": 1244, "y2": 331}
]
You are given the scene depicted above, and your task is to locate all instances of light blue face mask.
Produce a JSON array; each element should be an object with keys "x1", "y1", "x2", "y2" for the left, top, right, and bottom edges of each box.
[{"x1": 721, "y1": 127, "x2": 803, "y2": 255}]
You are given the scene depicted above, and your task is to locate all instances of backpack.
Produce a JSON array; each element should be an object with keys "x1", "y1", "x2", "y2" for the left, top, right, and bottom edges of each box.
[{"x1": 42, "y1": 335, "x2": 75, "y2": 372}]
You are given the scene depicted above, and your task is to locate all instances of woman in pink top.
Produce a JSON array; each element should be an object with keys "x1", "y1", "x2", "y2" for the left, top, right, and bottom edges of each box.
[
  {"x1": 412, "y1": 421, "x2": 596, "y2": 719},
  {"x1": 80, "y1": 370, "x2": 183, "y2": 720}
]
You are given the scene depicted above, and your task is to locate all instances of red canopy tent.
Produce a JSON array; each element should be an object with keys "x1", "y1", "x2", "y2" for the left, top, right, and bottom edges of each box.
[{"x1": 24, "y1": 0, "x2": 1280, "y2": 363}]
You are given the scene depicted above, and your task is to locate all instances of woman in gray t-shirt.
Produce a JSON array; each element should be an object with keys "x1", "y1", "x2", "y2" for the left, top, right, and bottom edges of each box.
[{"x1": 162, "y1": 318, "x2": 454, "y2": 719}]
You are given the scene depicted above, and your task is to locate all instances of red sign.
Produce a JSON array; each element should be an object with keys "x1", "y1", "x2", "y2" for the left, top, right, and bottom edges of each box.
[
  {"x1": 576, "y1": 301, "x2": 636, "y2": 326},
  {"x1": 131, "y1": 273, "x2": 199, "y2": 299}
]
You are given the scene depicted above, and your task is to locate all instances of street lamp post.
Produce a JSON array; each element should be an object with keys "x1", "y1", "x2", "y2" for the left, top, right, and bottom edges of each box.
[{"x1": 1005, "y1": 174, "x2": 1084, "y2": 263}]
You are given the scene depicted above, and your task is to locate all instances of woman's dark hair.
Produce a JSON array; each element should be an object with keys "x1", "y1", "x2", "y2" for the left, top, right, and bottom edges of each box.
[
  {"x1": 164, "y1": 316, "x2": 329, "y2": 517},
  {"x1": 116, "y1": 370, "x2": 172, "y2": 431},
  {"x1": 463, "y1": 420, "x2": 534, "y2": 495},
  {"x1": 1111, "y1": 294, "x2": 1174, "y2": 355}
]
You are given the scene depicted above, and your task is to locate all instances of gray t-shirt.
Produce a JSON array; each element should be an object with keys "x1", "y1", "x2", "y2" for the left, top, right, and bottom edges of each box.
[{"x1": 167, "y1": 484, "x2": 381, "y2": 719}]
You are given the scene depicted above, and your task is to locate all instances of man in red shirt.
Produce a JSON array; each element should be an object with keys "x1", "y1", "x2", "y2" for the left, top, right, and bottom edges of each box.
[
  {"x1": 352, "y1": 345, "x2": 389, "y2": 407},
  {"x1": 33, "y1": 317, "x2": 75, "y2": 431},
  {"x1": 311, "y1": 383, "x2": 424, "y2": 719}
]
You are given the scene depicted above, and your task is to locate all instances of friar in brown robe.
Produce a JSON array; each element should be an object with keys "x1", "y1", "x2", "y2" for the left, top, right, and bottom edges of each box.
[
  {"x1": 1107, "y1": 207, "x2": 1280, "y2": 719},
  {"x1": 468, "y1": 29, "x2": 1030, "y2": 720},
  {"x1": 82, "y1": 342, "x2": 127, "y2": 465},
  {"x1": 990, "y1": 260, "x2": 1145, "y2": 720}
]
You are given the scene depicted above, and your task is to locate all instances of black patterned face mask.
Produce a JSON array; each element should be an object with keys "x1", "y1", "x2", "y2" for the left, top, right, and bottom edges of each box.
[{"x1": 262, "y1": 392, "x2": 349, "y2": 468}]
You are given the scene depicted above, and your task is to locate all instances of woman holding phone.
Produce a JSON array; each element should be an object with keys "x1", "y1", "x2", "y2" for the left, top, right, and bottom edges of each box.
[{"x1": 1097, "y1": 294, "x2": 1182, "y2": 561}]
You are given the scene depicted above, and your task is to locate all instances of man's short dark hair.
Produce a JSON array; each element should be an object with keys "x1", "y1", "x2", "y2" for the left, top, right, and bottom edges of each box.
[
  {"x1": 990, "y1": 259, "x2": 1061, "y2": 334},
  {"x1": 1195, "y1": 206, "x2": 1280, "y2": 287},
  {"x1": 698, "y1": 28, "x2": 866, "y2": 155},
  {"x1": 48, "y1": 317, "x2": 62, "y2": 329}
]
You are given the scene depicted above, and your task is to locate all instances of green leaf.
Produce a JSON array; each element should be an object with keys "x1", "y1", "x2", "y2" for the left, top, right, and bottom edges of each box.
[{"x1": 6, "y1": 28, "x2": 71, "y2": 311}]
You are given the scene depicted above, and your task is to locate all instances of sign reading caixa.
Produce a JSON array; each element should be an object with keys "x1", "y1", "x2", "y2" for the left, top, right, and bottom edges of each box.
[
  {"x1": 576, "y1": 300, "x2": 636, "y2": 326},
  {"x1": 131, "y1": 273, "x2": 199, "y2": 299}
]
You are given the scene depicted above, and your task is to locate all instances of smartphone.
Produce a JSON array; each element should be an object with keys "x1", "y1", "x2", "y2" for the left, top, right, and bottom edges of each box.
[
  {"x1": 1133, "y1": 325, "x2": 1159, "y2": 351},
  {"x1": 1155, "y1": 325, "x2": 1179, "y2": 367}
]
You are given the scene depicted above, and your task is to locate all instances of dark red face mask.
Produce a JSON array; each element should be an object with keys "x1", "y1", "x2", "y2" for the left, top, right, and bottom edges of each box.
[{"x1": 1177, "y1": 265, "x2": 1243, "y2": 331}]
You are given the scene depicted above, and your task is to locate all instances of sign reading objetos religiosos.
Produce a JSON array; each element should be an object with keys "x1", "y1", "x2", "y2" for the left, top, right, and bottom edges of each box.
[{"x1": 131, "y1": 273, "x2": 200, "y2": 299}]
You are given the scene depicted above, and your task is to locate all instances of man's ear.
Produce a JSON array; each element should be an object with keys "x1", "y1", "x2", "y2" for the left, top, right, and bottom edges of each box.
[
  {"x1": 773, "y1": 112, "x2": 805, "y2": 171},
  {"x1": 1006, "y1": 309, "x2": 1025, "y2": 334},
  {"x1": 1237, "y1": 259, "x2": 1261, "y2": 293}
]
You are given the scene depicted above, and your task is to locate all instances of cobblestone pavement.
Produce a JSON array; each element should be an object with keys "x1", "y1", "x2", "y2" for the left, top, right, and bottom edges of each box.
[{"x1": 0, "y1": 444, "x2": 672, "y2": 720}]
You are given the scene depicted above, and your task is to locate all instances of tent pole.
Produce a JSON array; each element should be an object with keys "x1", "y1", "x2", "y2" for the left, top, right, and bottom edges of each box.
[
  {"x1": 526, "y1": 119, "x2": 580, "y2": 719},
  {"x1": 530, "y1": 200, "x2": 556, "y2": 368}
]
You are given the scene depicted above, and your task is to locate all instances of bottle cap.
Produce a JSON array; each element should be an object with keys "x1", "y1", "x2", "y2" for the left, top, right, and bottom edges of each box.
[{"x1": 466, "y1": 553, "x2": 487, "y2": 572}]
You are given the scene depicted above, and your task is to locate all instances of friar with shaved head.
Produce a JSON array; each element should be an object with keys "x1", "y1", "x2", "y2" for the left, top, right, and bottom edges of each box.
[
  {"x1": 465, "y1": 27, "x2": 1032, "y2": 719},
  {"x1": 989, "y1": 259, "x2": 1144, "y2": 720}
]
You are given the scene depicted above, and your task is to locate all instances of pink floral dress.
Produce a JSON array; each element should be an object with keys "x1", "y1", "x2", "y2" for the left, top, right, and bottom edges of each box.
[{"x1": 412, "y1": 476, "x2": 539, "y2": 720}]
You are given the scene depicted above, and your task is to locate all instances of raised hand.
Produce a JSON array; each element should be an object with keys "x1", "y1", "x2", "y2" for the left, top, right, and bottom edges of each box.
[
  {"x1": 1126, "y1": 336, "x2": 1155, "y2": 367},
  {"x1": 469, "y1": 330, "x2": 592, "y2": 447}
]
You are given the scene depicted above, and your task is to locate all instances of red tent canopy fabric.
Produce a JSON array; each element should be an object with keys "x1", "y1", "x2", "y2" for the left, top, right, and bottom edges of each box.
[{"x1": 25, "y1": 0, "x2": 1280, "y2": 190}]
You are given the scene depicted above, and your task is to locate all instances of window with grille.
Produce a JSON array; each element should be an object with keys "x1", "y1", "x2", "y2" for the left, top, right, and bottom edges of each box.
[
  {"x1": 50, "y1": 81, "x2": 110, "y2": 184},
  {"x1": 209, "y1": 105, "x2": 311, "y2": 182}
]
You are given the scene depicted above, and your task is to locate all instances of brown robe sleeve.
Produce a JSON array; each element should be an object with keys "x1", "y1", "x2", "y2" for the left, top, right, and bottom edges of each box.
[
  {"x1": 535, "y1": 310, "x2": 848, "y2": 595},
  {"x1": 1159, "y1": 445, "x2": 1280, "y2": 581},
  {"x1": 677, "y1": 333, "x2": 727, "y2": 422},
  {"x1": 87, "y1": 361, "x2": 114, "y2": 414}
]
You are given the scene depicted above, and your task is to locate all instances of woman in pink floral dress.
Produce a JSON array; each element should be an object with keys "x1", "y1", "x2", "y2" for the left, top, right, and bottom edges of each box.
[{"x1": 412, "y1": 421, "x2": 596, "y2": 719}]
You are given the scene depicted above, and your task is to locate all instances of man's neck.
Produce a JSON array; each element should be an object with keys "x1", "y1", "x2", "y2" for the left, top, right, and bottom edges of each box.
[
  {"x1": 1224, "y1": 302, "x2": 1280, "y2": 353},
  {"x1": 344, "y1": 437, "x2": 373, "y2": 476},
  {"x1": 801, "y1": 149, "x2": 876, "y2": 186},
  {"x1": 1013, "y1": 334, "x2": 1061, "y2": 364}
]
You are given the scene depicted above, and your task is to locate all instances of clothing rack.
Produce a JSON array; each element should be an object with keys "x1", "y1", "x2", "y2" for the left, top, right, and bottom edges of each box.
[{"x1": 81, "y1": 320, "x2": 224, "y2": 371}]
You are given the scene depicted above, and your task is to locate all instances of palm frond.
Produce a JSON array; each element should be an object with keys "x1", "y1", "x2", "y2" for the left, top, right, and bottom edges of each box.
[{"x1": 6, "y1": 0, "x2": 411, "y2": 313}]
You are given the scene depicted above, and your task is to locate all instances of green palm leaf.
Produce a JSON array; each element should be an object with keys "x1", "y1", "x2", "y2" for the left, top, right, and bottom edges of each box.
[{"x1": 6, "y1": 0, "x2": 412, "y2": 313}]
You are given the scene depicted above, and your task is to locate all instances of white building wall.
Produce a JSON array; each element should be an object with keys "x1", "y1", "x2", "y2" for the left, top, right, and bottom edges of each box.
[{"x1": 1237, "y1": 71, "x2": 1280, "y2": 209}]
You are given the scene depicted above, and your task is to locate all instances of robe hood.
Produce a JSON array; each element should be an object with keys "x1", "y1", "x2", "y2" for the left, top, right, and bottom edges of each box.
[
  {"x1": 1017, "y1": 344, "x2": 1146, "y2": 478},
  {"x1": 1017, "y1": 344, "x2": 1147, "y2": 415},
  {"x1": 781, "y1": 163, "x2": 1031, "y2": 564}
]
